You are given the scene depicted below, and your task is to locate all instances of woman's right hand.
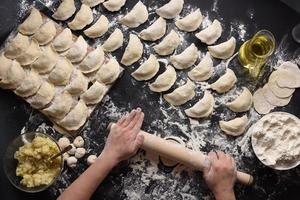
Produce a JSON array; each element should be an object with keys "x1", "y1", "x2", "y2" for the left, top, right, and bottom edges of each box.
[{"x1": 203, "y1": 151, "x2": 237, "y2": 200}]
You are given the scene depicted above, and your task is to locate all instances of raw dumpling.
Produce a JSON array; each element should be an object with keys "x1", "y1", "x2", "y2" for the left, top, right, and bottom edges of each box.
[
  {"x1": 19, "y1": 8, "x2": 43, "y2": 35},
  {"x1": 153, "y1": 30, "x2": 181, "y2": 56},
  {"x1": 48, "y1": 57, "x2": 73, "y2": 86},
  {"x1": 226, "y1": 87, "x2": 253, "y2": 112},
  {"x1": 52, "y1": 0, "x2": 76, "y2": 21},
  {"x1": 119, "y1": 1, "x2": 148, "y2": 28},
  {"x1": 219, "y1": 115, "x2": 248, "y2": 136},
  {"x1": 31, "y1": 46, "x2": 58, "y2": 74},
  {"x1": 163, "y1": 79, "x2": 196, "y2": 106},
  {"x1": 81, "y1": 81, "x2": 108, "y2": 105},
  {"x1": 58, "y1": 100, "x2": 89, "y2": 131},
  {"x1": 170, "y1": 43, "x2": 198, "y2": 70},
  {"x1": 208, "y1": 37, "x2": 236, "y2": 59},
  {"x1": 68, "y1": 4, "x2": 93, "y2": 30},
  {"x1": 27, "y1": 81, "x2": 55, "y2": 109},
  {"x1": 16, "y1": 39, "x2": 42, "y2": 66},
  {"x1": 66, "y1": 36, "x2": 88, "y2": 63},
  {"x1": 33, "y1": 20, "x2": 57, "y2": 45},
  {"x1": 79, "y1": 46, "x2": 105, "y2": 74},
  {"x1": 156, "y1": 0, "x2": 184, "y2": 19},
  {"x1": 210, "y1": 68, "x2": 237, "y2": 93},
  {"x1": 0, "y1": 54, "x2": 12, "y2": 82},
  {"x1": 185, "y1": 90, "x2": 214, "y2": 118},
  {"x1": 149, "y1": 65, "x2": 177, "y2": 92},
  {"x1": 66, "y1": 70, "x2": 89, "y2": 95},
  {"x1": 82, "y1": 0, "x2": 104, "y2": 7},
  {"x1": 188, "y1": 52, "x2": 213, "y2": 81},
  {"x1": 84, "y1": 15, "x2": 109, "y2": 39},
  {"x1": 175, "y1": 9, "x2": 202, "y2": 32},
  {"x1": 43, "y1": 91, "x2": 73, "y2": 119},
  {"x1": 121, "y1": 34, "x2": 143, "y2": 66},
  {"x1": 102, "y1": 28, "x2": 123, "y2": 52},
  {"x1": 15, "y1": 71, "x2": 41, "y2": 97},
  {"x1": 131, "y1": 54, "x2": 160, "y2": 81},
  {"x1": 103, "y1": 0, "x2": 126, "y2": 12},
  {"x1": 195, "y1": 19, "x2": 222, "y2": 45},
  {"x1": 0, "y1": 61, "x2": 25, "y2": 89},
  {"x1": 4, "y1": 33, "x2": 30, "y2": 59},
  {"x1": 139, "y1": 17, "x2": 166, "y2": 41},
  {"x1": 95, "y1": 58, "x2": 120, "y2": 84},
  {"x1": 52, "y1": 28, "x2": 73, "y2": 52}
]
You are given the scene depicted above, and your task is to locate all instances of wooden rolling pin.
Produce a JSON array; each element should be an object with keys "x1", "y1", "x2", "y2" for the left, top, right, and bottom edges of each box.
[{"x1": 108, "y1": 124, "x2": 253, "y2": 185}]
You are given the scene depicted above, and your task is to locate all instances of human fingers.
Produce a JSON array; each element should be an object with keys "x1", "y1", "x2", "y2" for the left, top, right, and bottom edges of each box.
[
  {"x1": 216, "y1": 151, "x2": 226, "y2": 160},
  {"x1": 132, "y1": 134, "x2": 144, "y2": 151},
  {"x1": 131, "y1": 112, "x2": 144, "y2": 139},
  {"x1": 203, "y1": 156, "x2": 212, "y2": 173},
  {"x1": 127, "y1": 108, "x2": 142, "y2": 130},
  {"x1": 208, "y1": 151, "x2": 218, "y2": 163},
  {"x1": 117, "y1": 116, "x2": 126, "y2": 126},
  {"x1": 231, "y1": 157, "x2": 236, "y2": 170},
  {"x1": 123, "y1": 109, "x2": 136, "y2": 127}
]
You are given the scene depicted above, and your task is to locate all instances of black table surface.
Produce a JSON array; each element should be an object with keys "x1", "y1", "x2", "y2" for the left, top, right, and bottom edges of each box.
[{"x1": 0, "y1": 0, "x2": 300, "y2": 200}]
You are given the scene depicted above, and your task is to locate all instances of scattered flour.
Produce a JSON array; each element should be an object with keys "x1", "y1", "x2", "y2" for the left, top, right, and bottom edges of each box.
[
  {"x1": 212, "y1": 0, "x2": 219, "y2": 12},
  {"x1": 11, "y1": 0, "x2": 300, "y2": 199},
  {"x1": 201, "y1": 13, "x2": 213, "y2": 29},
  {"x1": 18, "y1": 0, "x2": 31, "y2": 18}
]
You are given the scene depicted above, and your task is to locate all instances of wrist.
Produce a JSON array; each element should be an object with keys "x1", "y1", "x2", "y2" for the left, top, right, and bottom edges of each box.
[
  {"x1": 213, "y1": 188, "x2": 235, "y2": 200},
  {"x1": 99, "y1": 149, "x2": 120, "y2": 167}
]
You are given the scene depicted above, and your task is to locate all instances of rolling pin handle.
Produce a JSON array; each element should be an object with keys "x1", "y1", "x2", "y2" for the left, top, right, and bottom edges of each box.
[{"x1": 236, "y1": 171, "x2": 254, "y2": 185}]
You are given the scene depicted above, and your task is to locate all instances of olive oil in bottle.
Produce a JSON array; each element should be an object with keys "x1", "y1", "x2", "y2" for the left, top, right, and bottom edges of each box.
[{"x1": 238, "y1": 30, "x2": 275, "y2": 78}]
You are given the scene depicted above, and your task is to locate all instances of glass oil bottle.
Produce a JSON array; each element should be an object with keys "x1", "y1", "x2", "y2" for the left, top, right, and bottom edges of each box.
[{"x1": 238, "y1": 30, "x2": 275, "y2": 78}]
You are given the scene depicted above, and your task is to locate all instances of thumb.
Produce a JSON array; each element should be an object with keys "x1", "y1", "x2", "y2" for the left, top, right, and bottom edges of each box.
[
  {"x1": 133, "y1": 134, "x2": 144, "y2": 150},
  {"x1": 202, "y1": 156, "x2": 212, "y2": 174}
]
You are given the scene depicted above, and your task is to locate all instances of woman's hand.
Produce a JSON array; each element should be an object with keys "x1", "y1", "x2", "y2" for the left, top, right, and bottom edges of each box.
[
  {"x1": 101, "y1": 108, "x2": 145, "y2": 165},
  {"x1": 203, "y1": 151, "x2": 237, "y2": 200}
]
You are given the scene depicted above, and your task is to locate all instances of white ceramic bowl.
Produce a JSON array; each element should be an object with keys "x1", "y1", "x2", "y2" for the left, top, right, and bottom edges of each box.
[{"x1": 250, "y1": 112, "x2": 300, "y2": 170}]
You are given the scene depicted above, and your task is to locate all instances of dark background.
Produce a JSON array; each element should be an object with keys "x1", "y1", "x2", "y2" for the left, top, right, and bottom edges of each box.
[{"x1": 0, "y1": 0, "x2": 300, "y2": 199}]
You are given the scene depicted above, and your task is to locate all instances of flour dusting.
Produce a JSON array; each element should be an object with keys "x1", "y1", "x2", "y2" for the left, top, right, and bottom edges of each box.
[
  {"x1": 11, "y1": 0, "x2": 300, "y2": 199},
  {"x1": 18, "y1": 0, "x2": 31, "y2": 18}
]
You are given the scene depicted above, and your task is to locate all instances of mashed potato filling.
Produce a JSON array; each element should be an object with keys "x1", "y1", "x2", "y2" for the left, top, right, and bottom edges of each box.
[{"x1": 14, "y1": 136, "x2": 61, "y2": 188}]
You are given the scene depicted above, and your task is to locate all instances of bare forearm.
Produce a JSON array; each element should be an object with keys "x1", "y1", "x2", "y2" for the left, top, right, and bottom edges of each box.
[{"x1": 58, "y1": 152, "x2": 118, "y2": 200}]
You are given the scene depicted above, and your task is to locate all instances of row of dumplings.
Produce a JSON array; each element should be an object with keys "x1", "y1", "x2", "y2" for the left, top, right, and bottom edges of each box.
[
  {"x1": 159, "y1": 71, "x2": 253, "y2": 136},
  {"x1": 0, "y1": 9, "x2": 123, "y2": 132},
  {"x1": 49, "y1": 0, "x2": 237, "y2": 69},
  {"x1": 51, "y1": 0, "x2": 229, "y2": 46},
  {"x1": 48, "y1": 0, "x2": 250, "y2": 134}
]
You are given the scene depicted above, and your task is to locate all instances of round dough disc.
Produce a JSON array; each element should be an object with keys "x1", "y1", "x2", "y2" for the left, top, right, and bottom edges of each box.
[
  {"x1": 276, "y1": 69, "x2": 300, "y2": 88},
  {"x1": 253, "y1": 88, "x2": 275, "y2": 115},
  {"x1": 268, "y1": 71, "x2": 295, "y2": 98},
  {"x1": 262, "y1": 84, "x2": 292, "y2": 107}
]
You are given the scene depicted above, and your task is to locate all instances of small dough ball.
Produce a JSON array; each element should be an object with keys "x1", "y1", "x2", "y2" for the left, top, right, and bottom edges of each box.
[
  {"x1": 63, "y1": 153, "x2": 70, "y2": 161},
  {"x1": 75, "y1": 147, "x2": 86, "y2": 159},
  {"x1": 68, "y1": 144, "x2": 76, "y2": 155},
  {"x1": 58, "y1": 137, "x2": 70, "y2": 150},
  {"x1": 73, "y1": 136, "x2": 84, "y2": 148},
  {"x1": 67, "y1": 156, "x2": 77, "y2": 168},
  {"x1": 87, "y1": 155, "x2": 97, "y2": 165}
]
